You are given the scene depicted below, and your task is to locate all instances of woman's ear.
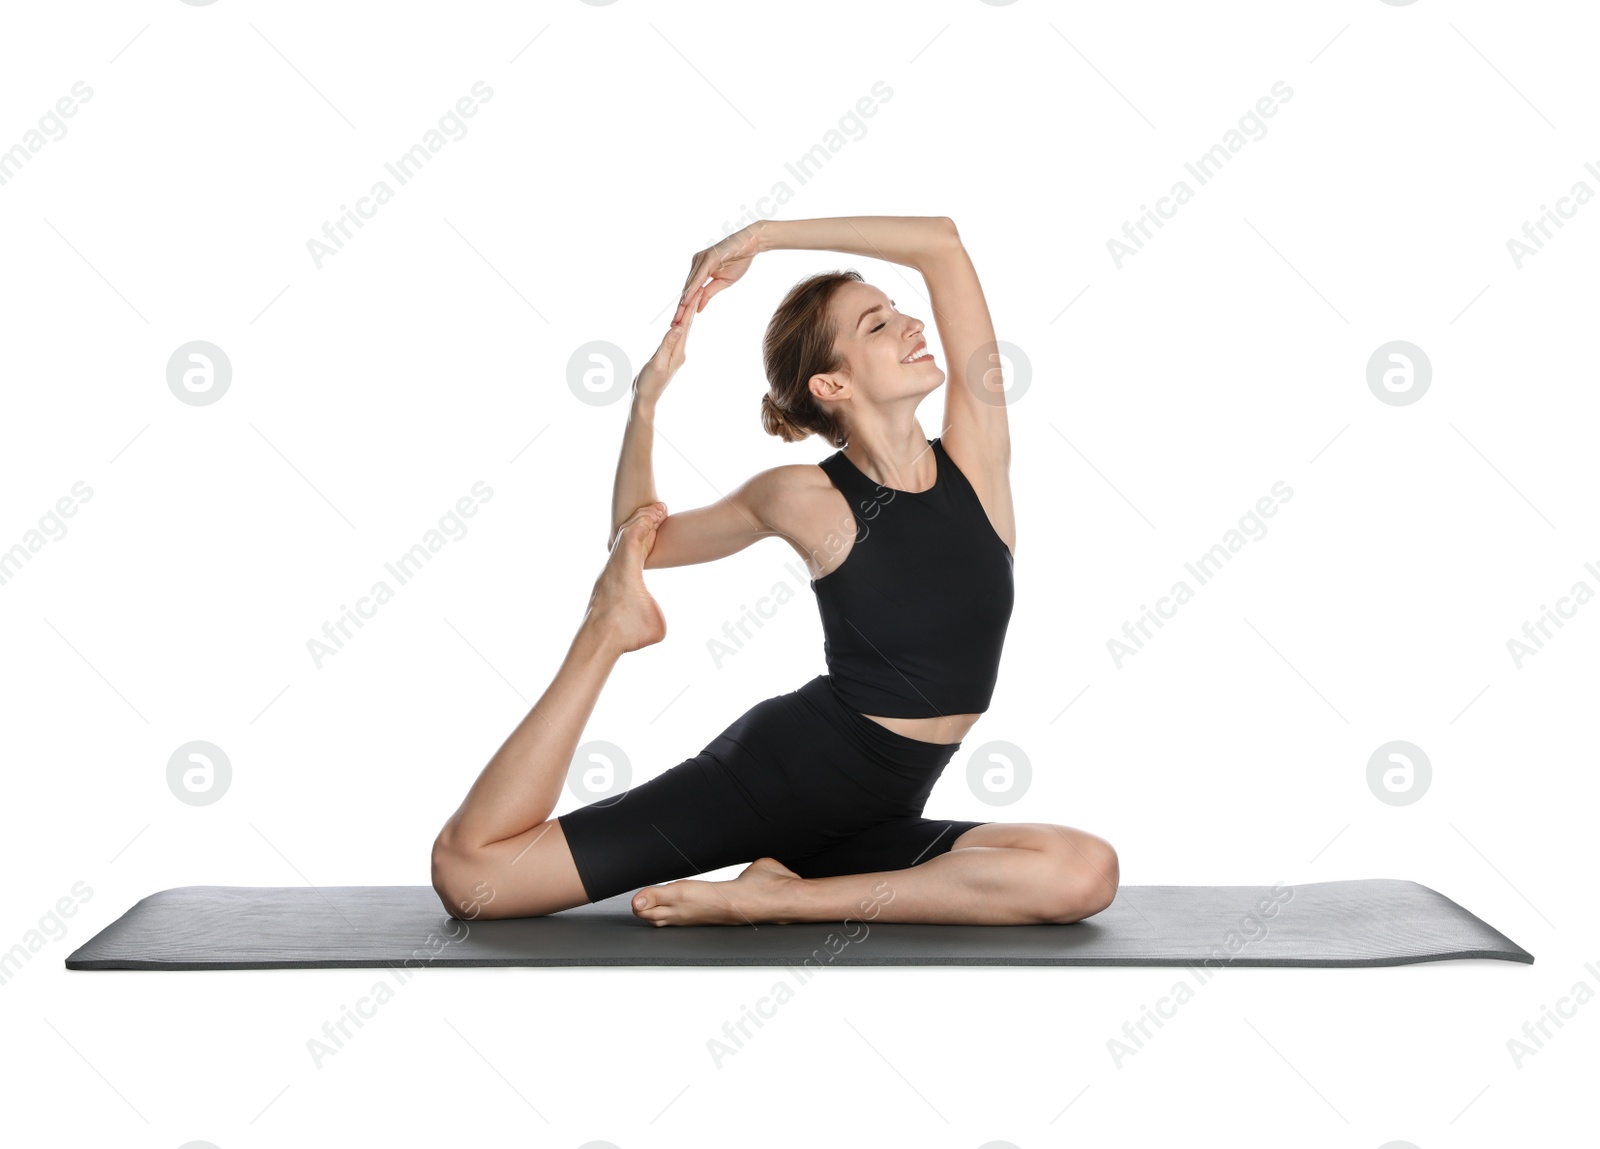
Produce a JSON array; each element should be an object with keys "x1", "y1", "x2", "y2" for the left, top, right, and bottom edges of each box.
[{"x1": 809, "y1": 370, "x2": 846, "y2": 405}]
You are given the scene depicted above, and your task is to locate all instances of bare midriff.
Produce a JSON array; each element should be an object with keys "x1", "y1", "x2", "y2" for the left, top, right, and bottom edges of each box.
[{"x1": 861, "y1": 711, "x2": 983, "y2": 746}]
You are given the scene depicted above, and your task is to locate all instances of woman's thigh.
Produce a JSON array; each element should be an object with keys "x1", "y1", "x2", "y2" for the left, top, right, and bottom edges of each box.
[
  {"x1": 782, "y1": 816, "x2": 992, "y2": 879},
  {"x1": 437, "y1": 744, "x2": 812, "y2": 919},
  {"x1": 558, "y1": 749, "x2": 803, "y2": 903},
  {"x1": 557, "y1": 680, "x2": 966, "y2": 902}
]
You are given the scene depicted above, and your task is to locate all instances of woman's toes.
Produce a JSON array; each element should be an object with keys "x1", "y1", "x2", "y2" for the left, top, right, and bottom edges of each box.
[{"x1": 632, "y1": 885, "x2": 675, "y2": 922}]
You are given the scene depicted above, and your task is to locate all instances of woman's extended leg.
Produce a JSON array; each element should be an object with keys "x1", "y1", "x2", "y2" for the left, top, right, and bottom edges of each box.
[
  {"x1": 631, "y1": 822, "x2": 1120, "y2": 927},
  {"x1": 430, "y1": 502, "x2": 668, "y2": 920}
]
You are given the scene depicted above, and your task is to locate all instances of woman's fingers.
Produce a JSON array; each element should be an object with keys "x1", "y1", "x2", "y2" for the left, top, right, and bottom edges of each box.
[
  {"x1": 685, "y1": 272, "x2": 724, "y2": 317},
  {"x1": 672, "y1": 281, "x2": 706, "y2": 327},
  {"x1": 697, "y1": 279, "x2": 729, "y2": 311},
  {"x1": 672, "y1": 276, "x2": 698, "y2": 325},
  {"x1": 668, "y1": 296, "x2": 696, "y2": 346},
  {"x1": 658, "y1": 289, "x2": 699, "y2": 373},
  {"x1": 681, "y1": 255, "x2": 709, "y2": 303}
]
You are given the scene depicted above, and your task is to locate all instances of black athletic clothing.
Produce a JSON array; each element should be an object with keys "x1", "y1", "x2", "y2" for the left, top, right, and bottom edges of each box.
[
  {"x1": 813, "y1": 437, "x2": 1014, "y2": 717},
  {"x1": 557, "y1": 437, "x2": 1011, "y2": 904},
  {"x1": 559, "y1": 676, "x2": 988, "y2": 903}
]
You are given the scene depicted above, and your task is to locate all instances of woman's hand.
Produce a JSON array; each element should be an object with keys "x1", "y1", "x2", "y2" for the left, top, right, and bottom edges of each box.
[
  {"x1": 674, "y1": 222, "x2": 763, "y2": 325},
  {"x1": 632, "y1": 282, "x2": 702, "y2": 404}
]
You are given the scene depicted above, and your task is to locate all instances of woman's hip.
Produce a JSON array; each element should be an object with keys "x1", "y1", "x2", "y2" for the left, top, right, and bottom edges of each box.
[{"x1": 700, "y1": 675, "x2": 960, "y2": 821}]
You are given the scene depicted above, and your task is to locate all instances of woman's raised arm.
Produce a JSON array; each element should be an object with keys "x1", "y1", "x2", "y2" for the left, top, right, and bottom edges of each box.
[
  {"x1": 610, "y1": 270, "x2": 799, "y2": 570},
  {"x1": 754, "y1": 215, "x2": 952, "y2": 272},
  {"x1": 609, "y1": 283, "x2": 706, "y2": 546},
  {"x1": 734, "y1": 215, "x2": 1011, "y2": 540}
]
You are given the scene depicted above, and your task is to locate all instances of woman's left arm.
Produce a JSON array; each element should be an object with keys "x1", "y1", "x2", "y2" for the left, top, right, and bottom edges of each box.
[
  {"x1": 757, "y1": 215, "x2": 1012, "y2": 517},
  {"x1": 754, "y1": 215, "x2": 954, "y2": 273}
]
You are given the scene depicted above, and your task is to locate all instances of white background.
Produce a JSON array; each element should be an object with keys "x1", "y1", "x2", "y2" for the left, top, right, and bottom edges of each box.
[{"x1": 2, "y1": 1, "x2": 1595, "y2": 1145}]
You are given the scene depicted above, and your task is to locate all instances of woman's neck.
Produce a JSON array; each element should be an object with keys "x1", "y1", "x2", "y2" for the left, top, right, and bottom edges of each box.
[{"x1": 842, "y1": 420, "x2": 933, "y2": 491}]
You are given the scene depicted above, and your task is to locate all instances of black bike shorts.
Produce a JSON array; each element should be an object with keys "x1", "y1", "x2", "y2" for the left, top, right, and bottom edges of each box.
[{"x1": 558, "y1": 674, "x2": 989, "y2": 903}]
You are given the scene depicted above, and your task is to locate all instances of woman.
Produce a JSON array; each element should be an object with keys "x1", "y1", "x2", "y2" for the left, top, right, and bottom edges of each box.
[{"x1": 431, "y1": 215, "x2": 1118, "y2": 926}]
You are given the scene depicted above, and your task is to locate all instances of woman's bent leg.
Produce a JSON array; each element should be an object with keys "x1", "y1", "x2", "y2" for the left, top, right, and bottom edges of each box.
[
  {"x1": 782, "y1": 820, "x2": 1120, "y2": 924},
  {"x1": 432, "y1": 816, "x2": 590, "y2": 920},
  {"x1": 633, "y1": 821, "x2": 1120, "y2": 927},
  {"x1": 559, "y1": 749, "x2": 787, "y2": 909},
  {"x1": 439, "y1": 624, "x2": 624, "y2": 851},
  {"x1": 431, "y1": 503, "x2": 667, "y2": 918}
]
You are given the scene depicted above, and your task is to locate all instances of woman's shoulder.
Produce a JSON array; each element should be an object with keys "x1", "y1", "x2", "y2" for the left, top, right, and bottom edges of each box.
[
  {"x1": 743, "y1": 462, "x2": 857, "y2": 559},
  {"x1": 736, "y1": 462, "x2": 836, "y2": 517}
]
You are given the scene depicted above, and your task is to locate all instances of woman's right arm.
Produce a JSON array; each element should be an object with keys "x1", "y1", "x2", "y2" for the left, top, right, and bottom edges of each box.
[
  {"x1": 608, "y1": 276, "x2": 799, "y2": 568},
  {"x1": 642, "y1": 467, "x2": 801, "y2": 570},
  {"x1": 609, "y1": 282, "x2": 703, "y2": 546}
]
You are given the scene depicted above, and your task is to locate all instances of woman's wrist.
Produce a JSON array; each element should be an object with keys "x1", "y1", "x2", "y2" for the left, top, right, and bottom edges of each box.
[{"x1": 753, "y1": 217, "x2": 778, "y2": 253}]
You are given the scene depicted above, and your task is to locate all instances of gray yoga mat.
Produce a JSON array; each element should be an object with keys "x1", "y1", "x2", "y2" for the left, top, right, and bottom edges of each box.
[{"x1": 65, "y1": 878, "x2": 1531, "y2": 969}]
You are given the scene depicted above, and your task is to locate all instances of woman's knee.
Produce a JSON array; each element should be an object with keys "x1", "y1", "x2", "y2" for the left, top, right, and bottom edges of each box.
[
  {"x1": 1046, "y1": 828, "x2": 1119, "y2": 922},
  {"x1": 431, "y1": 820, "x2": 592, "y2": 920},
  {"x1": 430, "y1": 832, "x2": 476, "y2": 919}
]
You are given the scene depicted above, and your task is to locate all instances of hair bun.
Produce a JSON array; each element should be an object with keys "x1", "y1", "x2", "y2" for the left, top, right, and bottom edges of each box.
[{"x1": 760, "y1": 391, "x2": 807, "y2": 443}]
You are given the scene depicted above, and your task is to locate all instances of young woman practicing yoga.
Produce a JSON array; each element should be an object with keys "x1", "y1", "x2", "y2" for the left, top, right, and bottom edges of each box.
[{"x1": 431, "y1": 215, "x2": 1119, "y2": 926}]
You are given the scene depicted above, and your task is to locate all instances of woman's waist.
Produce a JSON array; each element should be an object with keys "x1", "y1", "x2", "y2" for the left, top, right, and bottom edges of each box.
[
  {"x1": 813, "y1": 663, "x2": 996, "y2": 735},
  {"x1": 857, "y1": 709, "x2": 979, "y2": 746},
  {"x1": 796, "y1": 675, "x2": 971, "y2": 758}
]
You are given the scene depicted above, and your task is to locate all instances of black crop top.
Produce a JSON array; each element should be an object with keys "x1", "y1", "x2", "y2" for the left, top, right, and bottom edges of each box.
[{"x1": 810, "y1": 437, "x2": 1014, "y2": 718}]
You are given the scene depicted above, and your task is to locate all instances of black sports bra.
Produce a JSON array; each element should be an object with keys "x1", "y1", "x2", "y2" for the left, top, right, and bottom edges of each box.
[{"x1": 810, "y1": 437, "x2": 1014, "y2": 718}]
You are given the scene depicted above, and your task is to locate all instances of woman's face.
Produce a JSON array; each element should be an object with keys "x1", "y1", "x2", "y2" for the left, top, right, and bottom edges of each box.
[{"x1": 815, "y1": 281, "x2": 944, "y2": 411}]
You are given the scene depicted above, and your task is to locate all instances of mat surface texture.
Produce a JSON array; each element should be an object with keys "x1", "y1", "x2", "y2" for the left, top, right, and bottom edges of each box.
[{"x1": 64, "y1": 879, "x2": 1532, "y2": 970}]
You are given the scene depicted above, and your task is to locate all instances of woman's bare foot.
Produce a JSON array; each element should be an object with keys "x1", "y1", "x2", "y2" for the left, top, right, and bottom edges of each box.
[
  {"x1": 584, "y1": 502, "x2": 668, "y2": 653},
  {"x1": 632, "y1": 857, "x2": 804, "y2": 926}
]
